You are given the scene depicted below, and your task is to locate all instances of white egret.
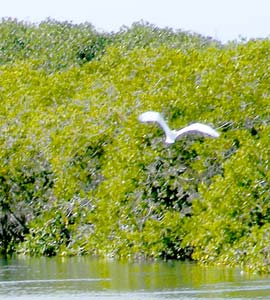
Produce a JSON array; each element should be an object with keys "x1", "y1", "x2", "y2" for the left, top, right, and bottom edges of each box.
[{"x1": 138, "y1": 111, "x2": 219, "y2": 144}]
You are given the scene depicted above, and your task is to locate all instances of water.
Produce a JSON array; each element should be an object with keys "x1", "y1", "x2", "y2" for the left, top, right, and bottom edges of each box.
[{"x1": 0, "y1": 256, "x2": 269, "y2": 299}]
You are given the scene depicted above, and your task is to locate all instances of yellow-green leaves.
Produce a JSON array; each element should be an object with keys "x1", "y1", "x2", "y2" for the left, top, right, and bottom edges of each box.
[{"x1": 1, "y1": 19, "x2": 270, "y2": 272}]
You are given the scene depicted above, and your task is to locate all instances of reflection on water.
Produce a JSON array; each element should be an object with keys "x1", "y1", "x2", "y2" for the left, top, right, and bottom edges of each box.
[{"x1": 0, "y1": 256, "x2": 269, "y2": 299}]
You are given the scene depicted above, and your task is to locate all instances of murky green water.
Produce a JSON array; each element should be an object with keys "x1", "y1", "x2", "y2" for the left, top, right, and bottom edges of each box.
[{"x1": 0, "y1": 256, "x2": 269, "y2": 299}]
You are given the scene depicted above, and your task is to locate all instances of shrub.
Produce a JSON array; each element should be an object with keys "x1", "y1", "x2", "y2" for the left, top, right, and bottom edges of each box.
[{"x1": 1, "y1": 19, "x2": 270, "y2": 273}]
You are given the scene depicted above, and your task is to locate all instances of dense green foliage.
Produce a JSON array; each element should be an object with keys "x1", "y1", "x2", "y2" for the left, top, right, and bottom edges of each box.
[{"x1": 1, "y1": 18, "x2": 270, "y2": 273}]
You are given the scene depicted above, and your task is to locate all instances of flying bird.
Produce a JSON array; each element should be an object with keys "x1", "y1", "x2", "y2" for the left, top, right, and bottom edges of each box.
[{"x1": 138, "y1": 111, "x2": 219, "y2": 144}]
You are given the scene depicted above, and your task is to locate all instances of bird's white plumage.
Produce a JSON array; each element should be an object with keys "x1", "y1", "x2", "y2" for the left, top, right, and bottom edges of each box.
[{"x1": 138, "y1": 111, "x2": 219, "y2": 144}]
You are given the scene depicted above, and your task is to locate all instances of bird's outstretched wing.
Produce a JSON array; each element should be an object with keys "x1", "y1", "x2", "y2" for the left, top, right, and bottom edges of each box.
[
  {"x1": 175, "y1": 123, "x2": 220, "y2": 139},
  {"x1": 138, "y1": 111, "x2": 162, "y2": 123},
  {"x1": 138, "y1": 111, "x2": 176, "y2": 143}
]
